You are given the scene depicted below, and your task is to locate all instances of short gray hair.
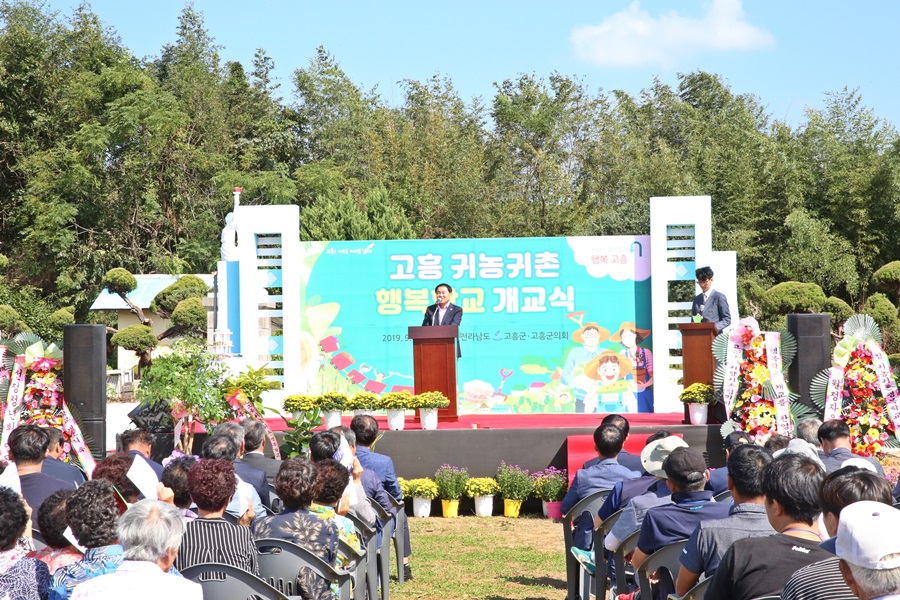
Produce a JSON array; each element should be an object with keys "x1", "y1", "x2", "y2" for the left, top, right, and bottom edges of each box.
[
  {"x1": 330, "y1": 425, "x2": 355, "y2": 448},
  {"x1": 213, "y1": 421, "x2": 245, "y2": 452},
  {"x1": 118, "y1": 500, "x2": 185, "y2": 563},
  {"x1": 847, "y1": 554, "x2": 900, "y2": 597},
  {"x1": 241, "y1": 419, "x2": 266, "y2": 452},
  {"x1": 796, "y1": 418, "x2": 823, "y2": 446}
]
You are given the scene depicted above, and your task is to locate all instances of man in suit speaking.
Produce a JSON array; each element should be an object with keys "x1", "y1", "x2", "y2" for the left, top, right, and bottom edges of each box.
[
  {"x1": 422, "y1": 282, "x2": 462, "y2": 327},
  {"x1": 692, "y1": 266, "x2": 731, "y2": 333},
  {"x1": 422, "y1": 282, "x2": 462, "y2": 357}
]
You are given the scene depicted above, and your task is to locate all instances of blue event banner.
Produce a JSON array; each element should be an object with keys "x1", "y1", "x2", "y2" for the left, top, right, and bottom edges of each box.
[{"x1": 298, "y1": 236, "x2": 655, "y2": 414}]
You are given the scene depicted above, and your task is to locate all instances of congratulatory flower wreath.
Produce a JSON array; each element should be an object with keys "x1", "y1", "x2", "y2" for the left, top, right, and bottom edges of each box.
[
  {"x1": 810, "y1": 315, "x2": 900, "y2": 457},
  {"x1": 1, "y1": 333, "x2": 96, "y2": 474},
  {"x1": 713, "y1": 317, "x2": 813, "y2": 443}
]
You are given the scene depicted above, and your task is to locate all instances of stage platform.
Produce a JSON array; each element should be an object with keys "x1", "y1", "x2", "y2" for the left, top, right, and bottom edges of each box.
[{"x1": 262, "y1": 412, "x2": 725, "y2": 481}]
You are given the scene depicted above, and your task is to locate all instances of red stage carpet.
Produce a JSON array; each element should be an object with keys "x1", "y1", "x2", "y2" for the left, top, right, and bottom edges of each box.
[{"x1": 265, "y1": 412, "x2": 685, "y2": 432}]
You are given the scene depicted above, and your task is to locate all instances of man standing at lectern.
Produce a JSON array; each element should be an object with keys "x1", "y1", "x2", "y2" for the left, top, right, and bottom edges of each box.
[
  {"x1": 691, "y1": 266, "x2": 731, "y2": 333},
  {"x1": 422, "y1": 283, "x2": 462, "y2": 358},
  {"x1": 422, "y1": 283, "x2": 463, "y2": 327}
]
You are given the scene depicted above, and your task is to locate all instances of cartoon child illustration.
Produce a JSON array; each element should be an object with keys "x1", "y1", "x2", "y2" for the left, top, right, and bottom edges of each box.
[
  {"x1": 583, "y1": 351, "x2": 637, "y2": 413},
  {"x1": 611, "y1": 322, "x2": 654, "y2": 413},
  {"x1": 560, "y1": 321, "x2": 610, "y2": 413}
]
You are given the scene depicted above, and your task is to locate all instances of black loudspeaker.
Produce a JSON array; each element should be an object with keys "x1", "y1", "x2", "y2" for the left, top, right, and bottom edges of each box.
[
  {"x1": 78, "y1": 418, "x2": 107, "y2": 460},
  {"x1": 127, "y1": 402, "x2": 174, "y2": 433},
  {"x1": 787, "y1": 314, "x2": 832, "y2": 410},
  {"x1": 63, "y1": 325, "x2": 107, "y2": 420}
]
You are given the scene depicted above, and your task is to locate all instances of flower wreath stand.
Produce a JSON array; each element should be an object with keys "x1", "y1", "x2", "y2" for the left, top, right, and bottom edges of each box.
[
  {"x1": 809, "y1": 315, "x2": 900, "y2": 457},
  {"x1": 712, "y1": 317, "x2": 813, "y2": 443},
  {"x1": 0, "y1": 335, "x2": 97, "y2": 476}
]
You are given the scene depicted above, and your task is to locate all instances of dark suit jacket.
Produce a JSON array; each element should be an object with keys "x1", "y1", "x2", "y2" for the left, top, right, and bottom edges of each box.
[
  {"x1": 421, "y1": 302, "x2": 462, "y2": 327},
  {"x1": 708, "y1": 466, "x2": 729, "y2": 495},
  {"x1": 126, "y1": 449, "x2": 164, "y2": 481},
  {"x1": 691, "y1": 289, "x2": 731, "y2": 331},
  {"x1": 356, "y1": 447, "x2": 402, "y2": 500},
  {"x1": 241, "y1": 451, "x2": 281, "y2": 486},
  {"x1": 18, "y1": 470, "x2": 75, "y2": 529},
  {"x1": 422, "y1": 302, "x2": 463, "y2": 357},
  {"x1": 41, "y1": 457, "x2": 86, "y2": 488},
  {"x1": 235, "y1": 458, "x2": 270, "y2": 508}
]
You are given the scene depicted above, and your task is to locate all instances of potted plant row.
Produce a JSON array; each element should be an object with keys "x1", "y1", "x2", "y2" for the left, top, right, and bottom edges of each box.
[
  {"x1": 495, "y1": 462, "x2": 534, "y2": 518},
  {"x1": 532, "y1": 466, "x2": 568, "y2": 519},
  {"x1": 282, "y1": 390, "x2": 451, "y2": 430},
  {"x1": 465, "y1": 478, "x2": 501, "y2": 517},
  {"x1": 434, "y1": 464, "x2": 469, "y2": 518},
  {"x1": 403, "y1": 478, "x2": 439, "y2": 517},
  {"x1": 400, "y1": 463, "x2": 565, "y2": 519},
  {"x1": 679, "y1": 382, "x2": 717, "y2": 425}
]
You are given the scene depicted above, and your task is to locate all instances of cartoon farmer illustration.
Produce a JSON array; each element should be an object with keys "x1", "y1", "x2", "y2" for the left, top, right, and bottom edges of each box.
[
  {"x1": 561, "y1": 315, "x2": 610, "y2": 413},
  {"x1": 583, "y1": 351, "x2": 637, "y2": 413},
  {"x1": 611, "y1": 321, "x2": 654, "y2": 413}
]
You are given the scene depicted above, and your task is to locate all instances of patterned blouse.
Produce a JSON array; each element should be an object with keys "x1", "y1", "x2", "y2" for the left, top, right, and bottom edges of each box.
[
  {"x1": 0, "y1": 547, "x2": 51, "y2": 600},
  {"x1": 309, "y1": 504, "x2": 362, "y2": 568},
  {"x1": 252, "y1": 508, "x2": 339, "y2": 600},
  {"x1": 27, "y1": 547, "x2": 83, "y2": 575},
  {"x1": 49, "y1": 545, "x2": 124, "y2": 600}
]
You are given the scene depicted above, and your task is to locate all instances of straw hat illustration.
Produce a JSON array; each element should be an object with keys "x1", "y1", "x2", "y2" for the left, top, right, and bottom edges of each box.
[
  {"x1": 567, "y1": 312, "x2": 610, "y2": 344},
  {"x1": 610, "y1": 322, "x2": 651, "y2": 343},
  {"x1": 584, "y1": 350, "x2": 634, "y2": 381}
]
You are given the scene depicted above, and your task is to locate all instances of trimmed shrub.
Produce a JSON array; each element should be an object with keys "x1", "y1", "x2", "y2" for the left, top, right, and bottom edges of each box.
[{"x1": 102, "y1": 268, "x2": 137, "y2": 296}]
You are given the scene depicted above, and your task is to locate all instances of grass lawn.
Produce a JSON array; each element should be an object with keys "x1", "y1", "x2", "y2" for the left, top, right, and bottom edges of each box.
[{"x1": 390, "y1": 514, "x2": 567, "y2": 600}]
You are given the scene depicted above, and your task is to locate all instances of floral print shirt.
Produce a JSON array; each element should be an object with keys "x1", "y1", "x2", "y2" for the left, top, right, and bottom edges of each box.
[{"x1": 252, "y1": 507, "x2": 339, "y2": 600}]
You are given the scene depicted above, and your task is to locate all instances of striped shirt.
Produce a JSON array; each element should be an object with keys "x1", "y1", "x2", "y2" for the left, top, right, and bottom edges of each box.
[
  {"x1": 174, "y1": 517, "x2": 258, "y2": 576},
  {"x1": 781, "y1": 556, "x2": 855, "y2": 600}
]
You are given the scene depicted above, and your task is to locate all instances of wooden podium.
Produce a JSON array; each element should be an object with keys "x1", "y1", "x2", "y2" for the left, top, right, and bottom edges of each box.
[
  {"x1": 408, "y1": 325, "x2": 459, "y2": 421},
  {"x1": 678, "y1": 322, "x2": 718, "y2": 424}
]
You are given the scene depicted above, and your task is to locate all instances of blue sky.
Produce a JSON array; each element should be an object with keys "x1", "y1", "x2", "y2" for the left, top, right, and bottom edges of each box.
[{"x1": 43, "y1": 0, "x2": 900, "y2": 128}]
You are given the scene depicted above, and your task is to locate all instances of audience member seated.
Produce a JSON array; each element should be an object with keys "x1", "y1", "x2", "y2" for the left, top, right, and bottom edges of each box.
[
  {"x1": 212, "y1": 422, "x2": 270, "y2": 508},
  {"x1": 200, "y1": 435, "x2": 264, "y2": 520},
  {"x1": 240, "y1": 418, "x2": 282, "y2": 485},
  {"x1": 174, "y1": 458, "x2": 257, "y2": 576},
  {"x1": 561, "y1": 423, "x2": 641, "y2": 550},
  {"x1": 584, "y1": 414, "x2": 645, "y2": 474},
  {"x1": 571, "y1": 435, "x2": 686, "y2": 580},
  {"x1": 705, "y1": 453, "x2": 830, "y2": 600},
  {"x1": 675, "y1": 444, "x2": 774, "y2": 595},
  {"x1": 92, "y1": 453, "x2": 140, "y2": 503},
  {"x1": 624, "y1": 447, "x2": 730, "y2": 598},
  {"x1": 120, "y1": 429, "x2": 163, "y2": 480},
  {"x1": 27, "y1": 489, "x2": 82, "y2": 574},
  {"x1": 352, "y1": 414, "x2": 413, "y2": 579},
  {"x1": 253, "y1": 457, "x2": 339, "y2": 600},
  {"x1": 596, "y1": 430, "x2": 673, "y2": 524},
  {"x1": 50, "y1": 480, "x2": 123, "y2": 599},
  {"x1": 7, "y1": 424, "x2": 73, "y2": 529},
  {"x1": 0, "y1": 486, "x2": 50, "y2": 600},
  {"x1": 70, "y1": 500, "x2": 201, "y2": 599},
  {"x1": 310, "y1": 458, "x2": 363, "y2": 570},
  {"x1": 40, "y1": 428, "x2": 86, "y2": 488},
  {"x1": 796, "y1": 417, "x2": 825, "y2": 460},
  {"x1": 782, "y1": 466, "x2": 893, "y2": 600},
  {"x1": 819, "y1": 419, "x2": 885, "y2": 476},
  {"x1": 313, "y1": 430, "x2": 381, "y2": 531},
  {"x1": 821, "y1": 501, "x2": 900, "y2": 600},
  {"x1": 161, "y1": 456, "x2": 198, "y2": 522},
  {"x1": 603, "y1": 436, "x2": 688, "y2": 554},
  {"x1": 707, "y1": 430, "x2": 753, "y2": 495}
]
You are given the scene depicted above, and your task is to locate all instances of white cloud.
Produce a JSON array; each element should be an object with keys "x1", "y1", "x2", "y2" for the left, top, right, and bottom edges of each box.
[{"x1": 571, "y1": 0, "x2": 774, "y2": 68}]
